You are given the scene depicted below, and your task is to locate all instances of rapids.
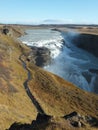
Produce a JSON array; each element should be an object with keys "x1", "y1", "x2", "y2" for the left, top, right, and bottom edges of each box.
[{"x1": 19, "y1": 29, "x2": 98, "y2": 93}]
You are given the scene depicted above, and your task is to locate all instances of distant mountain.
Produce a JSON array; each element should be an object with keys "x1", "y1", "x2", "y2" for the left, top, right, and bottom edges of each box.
[{"x1": 42, "y1": 19, "x2": 66, "y2": 24}]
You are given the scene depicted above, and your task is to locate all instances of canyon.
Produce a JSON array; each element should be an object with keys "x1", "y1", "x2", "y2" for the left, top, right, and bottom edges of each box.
[{"x1": 0, "y1": 25, "x2": 98, "y2": 130}]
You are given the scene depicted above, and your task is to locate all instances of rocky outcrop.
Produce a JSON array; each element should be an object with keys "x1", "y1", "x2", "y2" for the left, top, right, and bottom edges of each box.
[
  {"x1": 27, "y1": 46, "x2": 51, "y2": 67},
  {"x1": 8, "y1": 113, "x2": 52, "y2": 130},
  {"x1": 2, "y1": 28, "x2": 9, "y2": 35},
  {"x1": 72, "y1": 33, "x2": 98, "y2": 57},
  {"x1": 1, "y1": 26, "x2": 13, "y2": 36},
  {"x1": 8, "y1": 112, "x2": 98, "y2": 130},
  {"x1": 0, "y1": 25, "x2": 26, "y2": 37},
  {"x1": 63, "y1": 111, "x2": 98, "y2": 128}
]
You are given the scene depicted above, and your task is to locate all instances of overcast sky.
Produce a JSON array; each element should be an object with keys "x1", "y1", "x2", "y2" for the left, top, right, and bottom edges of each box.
[{"x1": 0, "y1": 0, "x2": 98, "y2": 24}]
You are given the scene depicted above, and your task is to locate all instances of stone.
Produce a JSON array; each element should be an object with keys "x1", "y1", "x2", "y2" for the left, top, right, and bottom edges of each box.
[
  {"x1": 2, "y1": 28, "x2": 9, "y2": 35},
  {"x1": 35, "y1": 113, "x2": 52, "y2": 124},
  {"x1": 28, "y1": 46, "x2": 51, "y2": 67},
  {"x1": 63, "y1": 111, "x2": 77, "y2": 119}
]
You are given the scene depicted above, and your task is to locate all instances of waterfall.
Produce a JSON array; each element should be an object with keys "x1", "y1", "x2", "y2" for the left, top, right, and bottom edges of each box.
[{"x1": 19, "y1": 29, "x2": 98, "y2": 93}]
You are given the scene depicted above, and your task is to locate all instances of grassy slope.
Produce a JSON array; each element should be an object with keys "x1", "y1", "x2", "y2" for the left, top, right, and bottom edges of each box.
[
  {"x1": 28, "y1": 64, "x2": 98, "y2": 118},
  {"x1": 0, "y1": 25, "x2": 98, "y2": 130},
  {"x1": 0, "y1": 34, "x2": 37, "y2": 130}
]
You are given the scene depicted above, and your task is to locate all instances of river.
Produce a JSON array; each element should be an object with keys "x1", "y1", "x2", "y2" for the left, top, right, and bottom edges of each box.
[{"x1": 19, "y1": 29, "x2": 98, "y2": 93}]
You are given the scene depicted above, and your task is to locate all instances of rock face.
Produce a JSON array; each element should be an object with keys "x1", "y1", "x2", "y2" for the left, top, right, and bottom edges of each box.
[
  {"x1": 72, "y1": 33, "x2": 98, "y2": 57},
  {"x1": 63, "y1": 111, "x2": 98, "y2": 128},
  {"x1": 27, "y1": 46, "x2": 51, "y2": 67},
  {"x1": 72, "y1": 33, "x2": 98, "y2": 94}
]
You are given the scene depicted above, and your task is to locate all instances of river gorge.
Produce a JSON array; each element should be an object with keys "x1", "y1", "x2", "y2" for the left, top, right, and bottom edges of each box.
[{"x1": 19, "y1": 29, "x2": 98, "y2": 94}]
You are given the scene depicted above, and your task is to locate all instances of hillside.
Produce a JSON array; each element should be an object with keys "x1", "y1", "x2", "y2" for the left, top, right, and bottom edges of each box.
[
  {"x1": 0, "y1": 28, "x2": 37, "y2": 129},
  {"x1": 0, "y1": 25, "x2": 98, "y2": 130}
]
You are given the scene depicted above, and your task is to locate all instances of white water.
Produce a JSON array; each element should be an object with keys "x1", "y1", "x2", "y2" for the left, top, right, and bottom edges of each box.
[
  {"x1": 19, "y1": 29, "x2": 98, "y2": 93},
  {"x1": 20, "y1": 29, "x2": 64, "y2": 58}
]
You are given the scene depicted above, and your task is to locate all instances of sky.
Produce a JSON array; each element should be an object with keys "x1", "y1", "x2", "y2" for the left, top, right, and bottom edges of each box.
[{"x1": 0, "y1": 0, "x2": 98, "y2": 24}]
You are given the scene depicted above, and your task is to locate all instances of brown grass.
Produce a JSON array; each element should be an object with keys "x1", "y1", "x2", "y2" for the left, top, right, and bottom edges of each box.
[
  {"x1": 0, "y1": 34, "x2": 37, "y2": 130},
  {"x1": 28, "y1": 64, "x2": 98, "y2": 118},
  {"x1": 0, "y1": 25, "x2": 98, "y2": 130}
]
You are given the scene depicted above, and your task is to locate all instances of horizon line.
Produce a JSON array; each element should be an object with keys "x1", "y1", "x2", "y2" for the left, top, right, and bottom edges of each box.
[{"x1": 0, "y1": 23, "x2": 98, "y2": 26}]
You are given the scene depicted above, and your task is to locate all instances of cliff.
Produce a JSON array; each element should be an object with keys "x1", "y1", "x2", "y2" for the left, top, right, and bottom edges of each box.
[{"x1": 72, "y1": 33, "x2": 98, "y2": 57}]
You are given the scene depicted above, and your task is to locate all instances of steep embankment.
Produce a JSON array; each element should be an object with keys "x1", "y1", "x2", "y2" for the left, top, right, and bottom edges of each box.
[
  {"x1": 0, "y1": 32, "x2": 37, "y2": 130},
  {"x1": 71, "y1": 33, "x2": 98, "y2": 94},
  {"x1": 8, "y1": 53, "x2": 98, "y2": 130},
  {"x1": 28, "y1": 64, "x2": 98, "y2": 117}
]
